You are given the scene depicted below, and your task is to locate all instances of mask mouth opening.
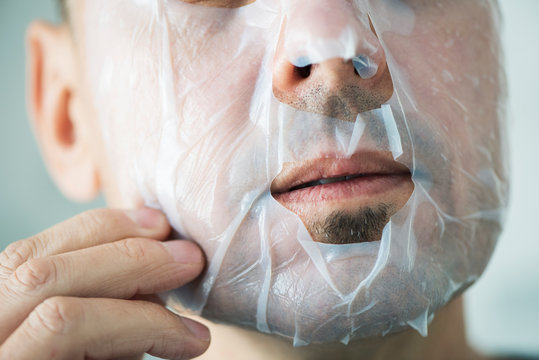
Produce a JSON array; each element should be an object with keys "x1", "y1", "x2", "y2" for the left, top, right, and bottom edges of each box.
[{"x1": 270, "y1": 151, "x2": 414, "y2": 245}]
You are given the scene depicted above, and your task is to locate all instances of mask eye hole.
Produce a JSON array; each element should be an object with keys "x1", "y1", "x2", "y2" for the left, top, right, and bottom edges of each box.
[{"x1": 180, "y1": 0, "x2": 256, "y2": 8}]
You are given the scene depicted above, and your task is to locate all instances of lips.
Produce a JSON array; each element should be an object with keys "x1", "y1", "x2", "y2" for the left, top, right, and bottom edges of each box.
[{"x1": 271, "y1": 152, "x2": 412, "y2": 199}]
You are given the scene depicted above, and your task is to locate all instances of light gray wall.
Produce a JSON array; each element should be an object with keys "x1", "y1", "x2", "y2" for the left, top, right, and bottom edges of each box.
[
  {"x1": 465, "y1": 0, "x2": 539, "y2": 355},
  {"x1": 1, "y1": 1, "x2": 538, "y2": 357}
]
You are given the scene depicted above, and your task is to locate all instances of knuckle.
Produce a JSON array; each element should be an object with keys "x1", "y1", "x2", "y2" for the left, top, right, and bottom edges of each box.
[
  {"x1": 29, "y1": 297, "x2": 81, "y2": 335},
  {"x1": 117, "y1": 238, "x2": 153, "y2": 261},
  {"x1": 0, "y1": 240, "x2": 35, "y2": 279},
  {"x1": 8, "y1": 258, "x2": 58, "y2": 294},
  {"x1": 141, "y1": 302, "x2": 171, "y2": 323}
]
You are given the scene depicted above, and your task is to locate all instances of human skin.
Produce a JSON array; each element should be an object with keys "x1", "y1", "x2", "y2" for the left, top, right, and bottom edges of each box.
[
  {"x1": 1, "y1": 0, "x2": 506, "y2": 359},
  {"x1": 0, "y1": 208, "x2": 211, "y2": 359},
  {"x1": 73, "y1": 0, "x2": 503, "y2": 347}
]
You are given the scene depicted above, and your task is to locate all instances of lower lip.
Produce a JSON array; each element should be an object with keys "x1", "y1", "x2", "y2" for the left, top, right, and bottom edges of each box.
[{"x1": 272, "y1": 174, "x2": 411, "y2": 204}]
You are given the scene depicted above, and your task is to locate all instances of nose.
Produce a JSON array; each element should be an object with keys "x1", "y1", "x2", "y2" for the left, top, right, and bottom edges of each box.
[{"x1": 272, "y1": 13, "x2": 394, "y2": 121}]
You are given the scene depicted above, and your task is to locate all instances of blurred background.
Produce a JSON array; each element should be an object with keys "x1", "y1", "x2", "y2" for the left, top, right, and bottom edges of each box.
[{"x1": 1, "y1": 0, "x2": 538, "y2": 357}]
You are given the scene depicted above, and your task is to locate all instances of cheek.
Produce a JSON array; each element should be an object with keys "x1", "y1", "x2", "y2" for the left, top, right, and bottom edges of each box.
[
  {"x1": 78, "y1": 1, "x2": 269, "y2": 207},
  {"x1": 378, "y1": 4, "x2": 505, "y2": 219},
  {"x1": 383, "y1": 7, "x2": 501, "y2": 151},
  {"x1": 170, "y1": 34, "x2": 264, "y2": 141}
]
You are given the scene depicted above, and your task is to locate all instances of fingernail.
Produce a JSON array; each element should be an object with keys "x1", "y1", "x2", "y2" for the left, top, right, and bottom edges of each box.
[
  {"x1": 128, "y1": 207, "x2": 164, "y2": 229},
  {"x1": 182, "y1": 318, "x2": 210, "y2": 341},
  {"x1": 163, "y1": 240, "x2": 203, "y2": 264}
]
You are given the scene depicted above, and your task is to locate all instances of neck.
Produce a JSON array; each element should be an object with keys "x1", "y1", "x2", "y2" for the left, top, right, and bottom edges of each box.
[{"x1": 194, "y1": 297, "x2": 481, "y2": 360}]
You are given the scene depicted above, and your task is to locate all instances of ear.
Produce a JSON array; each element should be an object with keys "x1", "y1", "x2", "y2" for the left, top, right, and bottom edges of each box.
[{"x1": 26, "y1": 21, "x2": 100, "y2": 202}]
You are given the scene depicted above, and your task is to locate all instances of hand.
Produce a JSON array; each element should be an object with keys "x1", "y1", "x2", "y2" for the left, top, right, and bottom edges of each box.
[{"x1": 0, "y1": 208, "x2": 210, "y2": 360}]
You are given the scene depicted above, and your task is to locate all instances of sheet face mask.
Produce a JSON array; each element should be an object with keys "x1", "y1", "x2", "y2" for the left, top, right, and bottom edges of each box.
[{"x1": 81, "y1": 0, "x2": 508, "y2": 345}]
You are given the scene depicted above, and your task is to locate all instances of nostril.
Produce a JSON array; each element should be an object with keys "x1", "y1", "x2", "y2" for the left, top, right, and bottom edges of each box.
[{"x1": 295, "y1": 64, "x2": 312, "y2": 79}]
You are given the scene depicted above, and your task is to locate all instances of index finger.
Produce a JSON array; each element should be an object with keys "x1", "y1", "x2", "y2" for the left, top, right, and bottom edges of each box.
[{"x1": 0, "y1": 208, "x2": 170, "y2": 280}]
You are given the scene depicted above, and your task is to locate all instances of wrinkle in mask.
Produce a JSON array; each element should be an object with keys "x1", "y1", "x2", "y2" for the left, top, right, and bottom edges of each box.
[{"x1": 81, "y1": 0, "x2": 508, "y2": 345}]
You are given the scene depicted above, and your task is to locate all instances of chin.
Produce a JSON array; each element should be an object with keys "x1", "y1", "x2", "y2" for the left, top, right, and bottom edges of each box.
[{"x1": 165, "y1": 187, "x2": 500, "y2": 345}]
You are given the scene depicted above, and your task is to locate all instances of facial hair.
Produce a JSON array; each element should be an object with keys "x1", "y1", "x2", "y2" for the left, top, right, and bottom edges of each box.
[{"x1": 309, "y1": 204, "x2": 394, "y2": 244}]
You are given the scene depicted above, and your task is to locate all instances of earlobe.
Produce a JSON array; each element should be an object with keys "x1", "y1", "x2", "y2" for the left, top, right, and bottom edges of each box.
[{"x1": 26, "y1": 21, "x2": 100, "y2": 202}]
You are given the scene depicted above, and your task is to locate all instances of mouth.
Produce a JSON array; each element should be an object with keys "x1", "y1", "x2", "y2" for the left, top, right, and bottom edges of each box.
[
  {"x1": 270, "y1": 152, "x2": 414, "y2": 243},
  {"x1": 271, "y1": 152, "x2": 412, "y2": 199},
  {"x1": 288, "y1": 173, "x2": 371, "y2": 191},
  {"x1": 272, "y1": 172, "x2": 411, "y2": 204}
]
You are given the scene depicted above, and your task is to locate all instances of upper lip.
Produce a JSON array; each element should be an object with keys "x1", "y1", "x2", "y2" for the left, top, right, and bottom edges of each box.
[{"x1": 270, "y1": 152, "x2": 411, "y2": 194}]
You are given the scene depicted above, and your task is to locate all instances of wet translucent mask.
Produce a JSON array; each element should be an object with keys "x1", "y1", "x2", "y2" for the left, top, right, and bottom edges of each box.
[{"x1": 81, "y1": 0, "x2": 508, "y2": 345}]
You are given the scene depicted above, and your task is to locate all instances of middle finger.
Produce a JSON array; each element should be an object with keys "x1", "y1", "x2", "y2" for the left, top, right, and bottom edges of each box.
[{"x1": 0, "y1": 238, "x2": 204, "y2": 342}]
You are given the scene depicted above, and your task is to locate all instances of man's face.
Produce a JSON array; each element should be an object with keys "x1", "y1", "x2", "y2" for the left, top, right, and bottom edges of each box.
[{"x1": 70, "y1": 0, "x2": 507, "y2": 344}]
